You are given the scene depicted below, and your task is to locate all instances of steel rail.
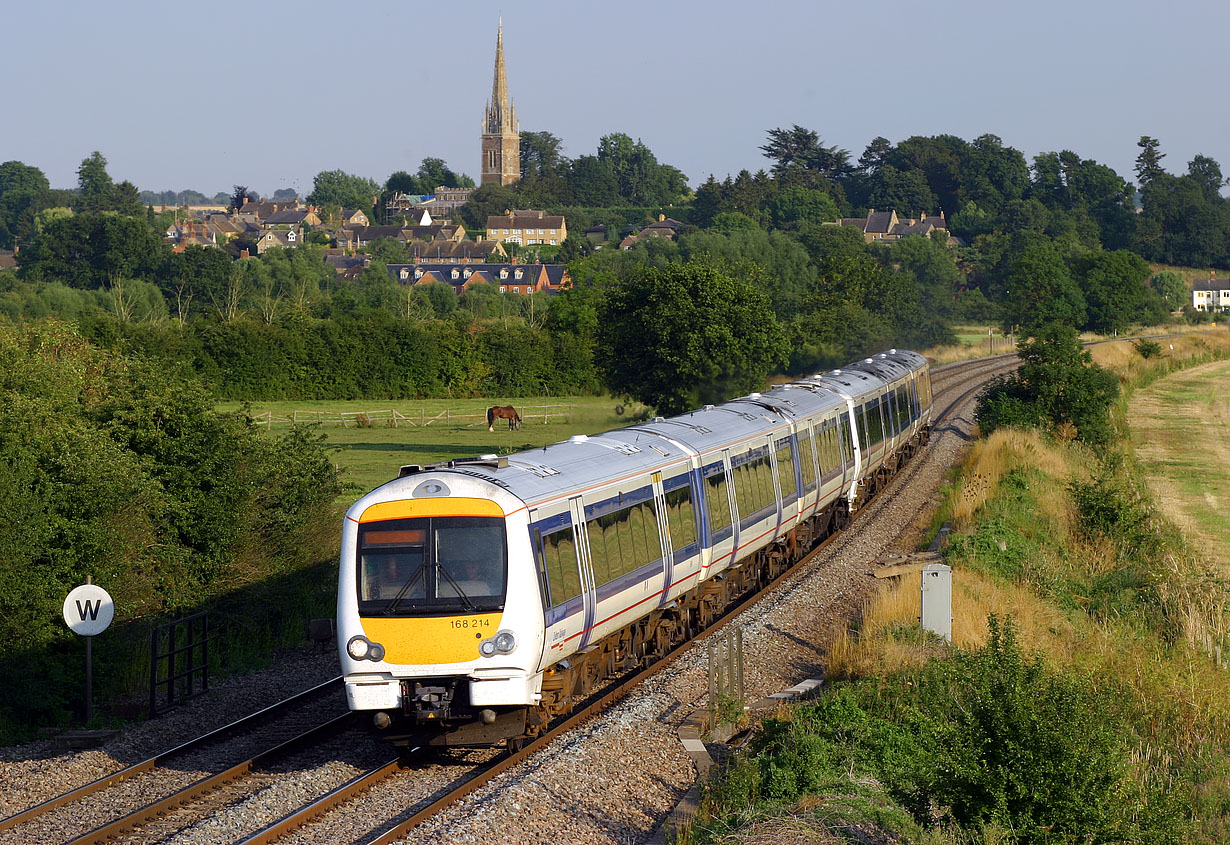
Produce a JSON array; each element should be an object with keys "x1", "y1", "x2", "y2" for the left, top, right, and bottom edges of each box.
[
  {"x1": 0, "y1": 675, "x2": 343, "y2": 833},
  {"x1": 67, "y1": 712, "x2": 358, "y2": 845}
]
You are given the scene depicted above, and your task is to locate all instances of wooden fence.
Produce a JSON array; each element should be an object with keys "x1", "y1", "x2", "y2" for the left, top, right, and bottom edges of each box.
[{"x1": 249, "y1": 404, "x2": 573, "y2": 429}]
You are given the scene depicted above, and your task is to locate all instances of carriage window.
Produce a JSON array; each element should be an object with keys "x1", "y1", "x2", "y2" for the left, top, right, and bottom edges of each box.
[
  {"x1": 839, "y1": 414, "x2": 853, "y2": 462},
  {"x1": 541, "y1": 526, "x2": 580, "y2": 606},
  {"x1": 627, "y1": 499, "x2": 661, "y2": 568},
  {"x1": 798, "y1": 427, "x2": 817, "y2": 490},
  {"x1": 775, "y1": 438, "x2": 797, "y2": 501},
  {"x1": 704, "y1": 465, "x2": 732, "y2": 539},
  {"x1": 857, "y1": 406, "x2": 870, "y2": 453},
  {"x1": 735, "y1": 450, "x2": 774, "y2": 517},
  {"x1": 664, "y1": 479, "x2": 697, "y2": 552},
  {"x1": 585, "y1": 518, "x2": 612, "y2": 586}
]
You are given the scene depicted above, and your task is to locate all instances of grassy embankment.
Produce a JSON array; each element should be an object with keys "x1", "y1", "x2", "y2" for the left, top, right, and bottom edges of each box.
[{"x1": 682, "y1": 329, "x2": 1230, "y2": 844}]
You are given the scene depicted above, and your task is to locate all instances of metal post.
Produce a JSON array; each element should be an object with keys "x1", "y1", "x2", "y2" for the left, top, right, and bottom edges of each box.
[
  {"x1": 85, "y1": 575, "x2": 93, "y2": 724},
  {"x1": 85, "y1": 635, "x2": 93, "y2": 724},
  {"x1": 707, "y1": 639, "x2": 717, "y2": 728},
  {"x1": 725, "y1": 629, "x2": 735, "y2": 701},
  {"x1": 734, "y1": 627, "x2": 744, "y2": 701}
]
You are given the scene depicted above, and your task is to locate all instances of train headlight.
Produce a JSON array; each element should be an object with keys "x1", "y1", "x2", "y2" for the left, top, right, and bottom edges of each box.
[
  {"x1": 347, "y1": 635, "x2": 385, "y2": 661},
  {"x1": 347, "y1": 635, "x2": 370, "y2": 659},
  {"x1": 478, "y1": 630, "x2": 518, "y2": 658},
  {"x1": 493, "y1": 631, "x2": 517, "y2": 654}
]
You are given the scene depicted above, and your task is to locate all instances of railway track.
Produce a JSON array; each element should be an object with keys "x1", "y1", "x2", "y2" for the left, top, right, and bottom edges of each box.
[
  {"x1": 234, "y1": 353, "x2": 1021, "y2": 845},
  {"x1": 0, "y1": 678, "x2": 351, "y2": 844},
  {"x1": 0, "y1": 354, "x2": 1018, "y2": 845}
]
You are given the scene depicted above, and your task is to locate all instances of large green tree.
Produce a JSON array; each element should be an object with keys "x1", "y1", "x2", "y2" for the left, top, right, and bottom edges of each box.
[
  {"x1": 18, "y1": 212, "x2": 169, "y2": 289},
  {"x1": 987, "y1": 233, "x2": 1086, "y2": 332},
  {"x1": 306, "y1": 169, "x2": 381, "y2": 211},
  {"x1": 596, "y1": 262, "x2": 788, "y2": 415},
  {"x1": 0, "y1": 161, "x2": 50, "y2": 248},
  {"x1": 1072, "y1": 250, "x2": 1150, "y2": 333}
]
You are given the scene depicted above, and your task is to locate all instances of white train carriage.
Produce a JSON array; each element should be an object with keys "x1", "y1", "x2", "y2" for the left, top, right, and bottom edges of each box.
[{"x1": 338, "y1": 350, "x2": 933, "y2": 748}]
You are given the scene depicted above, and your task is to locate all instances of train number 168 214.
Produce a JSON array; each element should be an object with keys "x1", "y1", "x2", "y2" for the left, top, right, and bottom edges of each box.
[{"x1": 450, "y1": 618, "x2": 492, "y2": 629}]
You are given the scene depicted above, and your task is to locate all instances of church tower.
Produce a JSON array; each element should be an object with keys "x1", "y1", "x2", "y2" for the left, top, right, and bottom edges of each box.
[{"x1": 481, "y1": 20, "x2": 520, "y2": 186}]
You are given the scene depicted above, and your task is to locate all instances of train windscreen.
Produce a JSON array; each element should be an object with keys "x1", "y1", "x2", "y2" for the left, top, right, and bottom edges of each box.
[{"x1": 357, "y1": 516, "x2": 507, "y2": 615}]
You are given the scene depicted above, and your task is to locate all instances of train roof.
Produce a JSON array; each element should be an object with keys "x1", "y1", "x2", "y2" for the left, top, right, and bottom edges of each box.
[{"x1": 377, "y1": 349, "x2": 929, "y2": 512}]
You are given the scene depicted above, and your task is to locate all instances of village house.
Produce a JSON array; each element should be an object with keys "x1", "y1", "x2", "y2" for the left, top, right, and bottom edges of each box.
[
  {"x1": 620, "y1": 215, "x2": 685, "y2": 249},
  {"x1": 386, "y1": 262, "x2": 567, "y2": 295},
  {"x1": 256, "y1": 228, "x2": 301, "y2": 254},
  {"x1": 485, "y1": 210, "x2": 567, "y2": 246},
  {"x1": 1192, "y1": 277, "x2": 1230, "y2": 312},
  {"x1": 827, "y1": 209, "x2": 955, "y2": 244}
]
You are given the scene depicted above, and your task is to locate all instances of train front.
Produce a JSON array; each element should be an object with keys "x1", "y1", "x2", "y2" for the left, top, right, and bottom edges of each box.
[{"x1": 337, "y1": 463, "x2": 544, "y2": 748}]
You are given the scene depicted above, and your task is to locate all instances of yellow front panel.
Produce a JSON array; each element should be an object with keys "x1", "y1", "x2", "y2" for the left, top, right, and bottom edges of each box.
[
  {"x1": 360, "y1": 613, "x2": 503, "y2": 665},
  {"x1": 361, "y1": 497, "x2": 505, "y2": 522}
]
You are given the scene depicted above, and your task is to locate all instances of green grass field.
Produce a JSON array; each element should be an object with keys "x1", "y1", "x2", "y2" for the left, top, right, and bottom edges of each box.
[
  {"x1": 220, "y1": 396, "x2": 646, "y2": 499},
  {"x1": 1128, "y1": 360, "x2": 1230, "y2": 575}
]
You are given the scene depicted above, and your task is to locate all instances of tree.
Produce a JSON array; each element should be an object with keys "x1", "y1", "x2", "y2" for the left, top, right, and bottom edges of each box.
[
  {"x1": 229, "y1": 185, "x2": 257, "y2": 212},
  {"x1": 1071, "y1": 250, "x2": 1150, "y2": 333},
  {"x1": 976, "y1": 323, "x2": 1119, "y2": 446},
  {"x1": 858, "y1": 136, "x2": 893, "y2": 174},
  {"x1": 306, "y1": 169, "x2": 381, "y2": 211},
  {"x1": 385, "y1": 170, "x2": 418, "y2": 195},
  {"x1": 596, "y1": 262, "x2": 789, "y2": 415},
  {"x1": 1135, "y1": 136, "x2": 1166, "y2": 187},
  {"x1": 989, "y1": 233, "x2": 1086, "y2": 332},
  {"x1": 1186, "y1": 154, "x2": 1226, "y2": 200},
  {"x1": 77, "y1": 151, "x2": 114, "y2": 213},
  {"x1": 761, "y1": 125, "x2": 851, "y2": 177},
  {"x1": 18, "y1": 212, "x2": 169, "y2": 289},
  {"x1": 769, "y1": 186, "x2": 839, "y2": 229},
  {"x1": 0, "y1": 161, "x2": 50, "y2": 248},
  {"x1": 1149, "y1": 270, "x2": 1188, "y2": 311},
  {"x1": 163, "y1": 245, "x2": 232, "y2": 323}
]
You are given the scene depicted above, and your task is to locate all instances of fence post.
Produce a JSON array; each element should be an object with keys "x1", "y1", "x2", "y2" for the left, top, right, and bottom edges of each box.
[{"x1": 707, "y1": 639, "x2": 717, "y2": 729}]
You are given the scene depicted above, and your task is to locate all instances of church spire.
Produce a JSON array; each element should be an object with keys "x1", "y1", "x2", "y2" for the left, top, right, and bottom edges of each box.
[
  {"x1": 486, "y1": 19, "x2": 517, "y2": 136},
  {"x1": 481, "y1": 19, "x2": 520, "y2": 185}
]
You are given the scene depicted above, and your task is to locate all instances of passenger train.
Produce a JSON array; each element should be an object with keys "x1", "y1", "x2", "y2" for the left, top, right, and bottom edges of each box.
[{"x1": 337, "y1": 350, "x2": 933, "y2": 748}]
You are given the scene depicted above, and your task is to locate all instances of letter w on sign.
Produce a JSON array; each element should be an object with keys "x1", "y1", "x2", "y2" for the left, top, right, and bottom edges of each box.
[{"x1": 76, "y1": 599, "x2": 102, "y2": 622}]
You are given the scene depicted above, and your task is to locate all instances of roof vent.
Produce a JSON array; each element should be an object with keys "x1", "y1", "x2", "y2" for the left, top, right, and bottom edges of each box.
[
  {"x1": 865, "y1": 358, "x2": 874, "y2": 364},
  {"x1": 749, "y1": 392, "x2": 762, "y2": 399},
  {"x1": 568, "y1": 434, "x2": 589, "y2": 443},
  {"x1": 703, "y1": 404, "x2": 715, "y2": 410},
  {"x1": 653, "y1": 416, "x2": 665, "y2": 422},
  {"x1": 831, "y1": 369, "x2": 842, "y2": 375},
  {"x1": 889, "y1": 348, "x2": 897, "y2": 354}
]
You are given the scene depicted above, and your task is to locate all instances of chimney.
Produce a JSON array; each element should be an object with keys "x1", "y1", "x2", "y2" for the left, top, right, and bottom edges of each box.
[
  {"x1": 239, "y1": 248, "x2": 250, "y2": 259},
  {"x1": 659, "y1": 213, "x2": 665, "y2": 222}
]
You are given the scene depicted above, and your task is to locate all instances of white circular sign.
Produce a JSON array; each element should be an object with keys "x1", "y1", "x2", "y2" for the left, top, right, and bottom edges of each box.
[{"x1": 63, "y1": 584, "x2": 114, "y2": 636}]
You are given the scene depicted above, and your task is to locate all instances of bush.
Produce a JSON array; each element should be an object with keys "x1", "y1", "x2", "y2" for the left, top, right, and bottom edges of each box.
[
  {"x1": 694, "y1": 616, "x2": 1187, "y2": 843},
  {"x1": 976, "y1": 323, "x2": 1119, "y2": 446}
]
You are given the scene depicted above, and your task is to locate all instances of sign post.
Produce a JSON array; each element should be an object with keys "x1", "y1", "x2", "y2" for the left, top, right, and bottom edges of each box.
[{"x1": 63, "y1": 578, "x2": 114, "y2": 724}]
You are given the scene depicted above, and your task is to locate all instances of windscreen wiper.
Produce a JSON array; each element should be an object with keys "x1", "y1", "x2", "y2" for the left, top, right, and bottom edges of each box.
[
  {"x1": 383, "y1": 564, "x2": 426, "y2": 616},
  {"x1": 436, "y1": 563, "x2": 479, "y2": 612}
]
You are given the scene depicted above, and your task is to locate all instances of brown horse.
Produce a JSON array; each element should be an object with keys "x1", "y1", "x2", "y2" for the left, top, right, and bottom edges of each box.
[{"x1": 487, "y1": 405, "x2": 522, "y2": 431}]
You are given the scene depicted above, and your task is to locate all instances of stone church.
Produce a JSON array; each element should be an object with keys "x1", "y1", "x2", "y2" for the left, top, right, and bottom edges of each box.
[{"x1": 481, "y1": 22, "x2": 520, "y2": 186}]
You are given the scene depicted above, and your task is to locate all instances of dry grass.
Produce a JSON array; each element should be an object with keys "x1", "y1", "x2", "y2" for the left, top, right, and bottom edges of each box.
[
  {"x1": 1088, "y1": 328, "x2": 1230, "y2": 383},
  {"x1": 947, "y1": 428, "x2": 1073, "y2": 531},
  {"x1": 829, "y1": 426, "x2": 1230, "y2": 760}
]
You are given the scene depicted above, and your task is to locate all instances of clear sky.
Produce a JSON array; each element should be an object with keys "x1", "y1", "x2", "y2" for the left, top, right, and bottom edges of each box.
[{"x1": 5, "y1": 0, "x2": 1227, "y2": 198}]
